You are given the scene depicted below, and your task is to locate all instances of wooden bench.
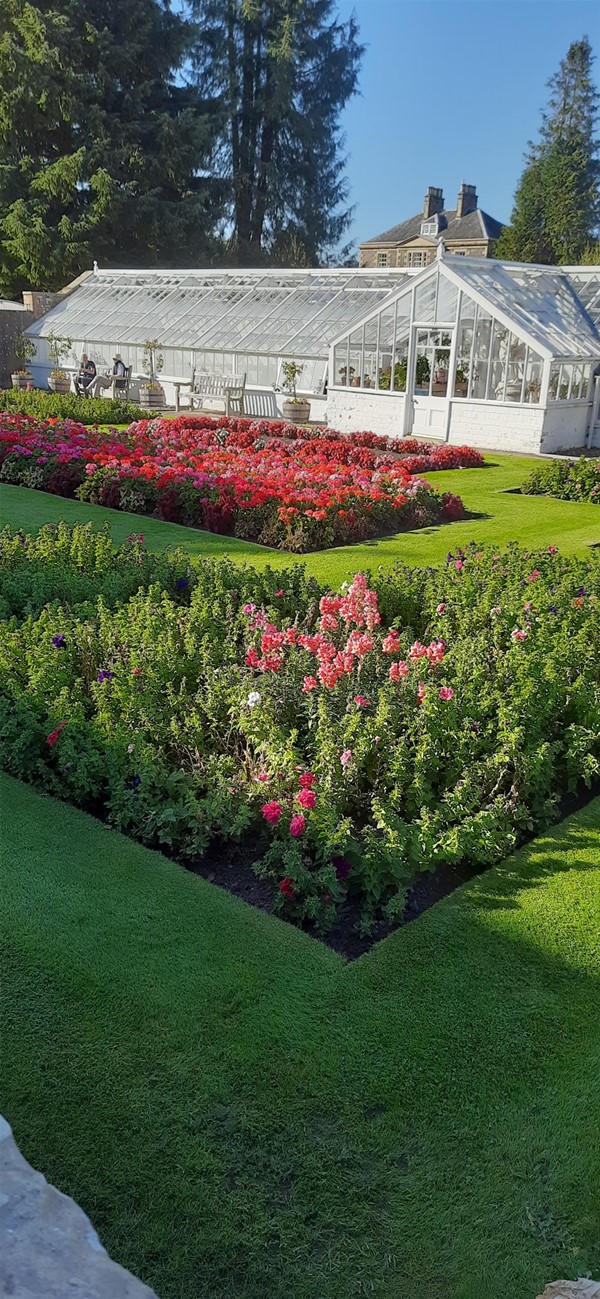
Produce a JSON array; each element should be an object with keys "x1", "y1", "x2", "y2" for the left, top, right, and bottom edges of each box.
[{"x1": 173, "y1": 371, "x2": 246, "y2": 416}]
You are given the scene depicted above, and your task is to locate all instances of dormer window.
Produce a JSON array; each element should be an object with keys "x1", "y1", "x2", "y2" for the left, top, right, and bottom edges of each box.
[{"x1": 421, "y1": 216, "x2": 439, "y2": 237}]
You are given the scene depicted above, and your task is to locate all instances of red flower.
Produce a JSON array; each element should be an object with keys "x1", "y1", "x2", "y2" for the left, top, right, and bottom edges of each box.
[
  {"x1": 298, "y1": 771, "x2": 316, "y2": 788},
  {"x1": 262, "y1": 800, "x2": 282, "y2": 825},
  {"x1": 46, "y1": 721, "x2": 67, "y2": 746},
  {"x1": 289, "y1": 813, "x2": 306, "y2": 837},
  {"x1": 296, "y1": 788, "x2": 316, "y2": 809},
  {"x1": 279, "y1": 876, "x2": 296, "y2": 899}
]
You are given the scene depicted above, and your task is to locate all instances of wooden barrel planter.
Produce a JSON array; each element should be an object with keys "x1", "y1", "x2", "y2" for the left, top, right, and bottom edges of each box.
[
  {"x1": 48, "y1": 374, "x2": 71, "y2": 394},
  {"x1": 139, "y1": 385, "x2": 166, "y2": 409},
  {"x1": 282, "y1": 398, "x2": 311, "y2": 425},
  {"x1": 11, "y1": 373, "x2": 32, "y2": 390}
]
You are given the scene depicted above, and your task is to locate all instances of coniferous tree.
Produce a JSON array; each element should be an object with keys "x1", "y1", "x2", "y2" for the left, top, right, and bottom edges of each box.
[
  {"x1": 0, "y1": 0, "x2": 224, "y2": 297},
  {"x1": 189, "y1": 0, "x2": 363, "y2": 265},
  {"x1": 496, "y1": 36, "x2": 600, "y2": 264}
]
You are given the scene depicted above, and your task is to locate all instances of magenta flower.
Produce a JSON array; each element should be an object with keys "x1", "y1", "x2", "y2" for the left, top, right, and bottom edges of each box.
[
  {"x1": 439, "y1": 686, "x2": 454, "y2": 701},
  {"x1": 289, "y1": 813, "x2": 306, "y2": 837},
  {"x1": 262, "y1": 800, "x2": 282, "y2": 825},
  {"x1": 340, "y1": 749, "x2": 352, "y2": 767}
]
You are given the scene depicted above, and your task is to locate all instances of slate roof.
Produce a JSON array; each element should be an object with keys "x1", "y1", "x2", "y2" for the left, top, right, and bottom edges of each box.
[{"x1": 363, "y1": 208, "x2": 504, "y2": 246}]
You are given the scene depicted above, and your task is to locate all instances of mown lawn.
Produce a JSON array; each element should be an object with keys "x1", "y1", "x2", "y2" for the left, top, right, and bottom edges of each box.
[
  {"x1": 2, "y1": 772, "x2": 599, "y2": 1299},
  {"x1": 1, "y1": 453, "x2": 599, "y2": 585}
]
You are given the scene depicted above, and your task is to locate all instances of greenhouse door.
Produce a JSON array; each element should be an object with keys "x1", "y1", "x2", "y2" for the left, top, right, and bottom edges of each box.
[{"x1": 409, "y1": 327, "x2": 452, "y2": 437}]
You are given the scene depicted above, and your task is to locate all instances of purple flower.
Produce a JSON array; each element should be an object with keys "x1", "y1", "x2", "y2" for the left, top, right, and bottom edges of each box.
[
  {"x1": 577, "y1": 587, "x2": 587, "y2": 597},
  {"x1": 97, "y1": 669, "x2": 114, "y2": 683},
  {"x1": 333, "y1": 856, "x2": 352, "y2": 880},
  {"x1": 547, "y1": 605, "x2": 559, "y2": 615},
  {"x1": 52, "y1": 634, "x2": 66, "y2": 649},
  {"x1": 126, "y1": 774, "x2": 141, "y2": 790},
  {"x1": 176, "y1": 577, "x2": 189, "y2": 591}
]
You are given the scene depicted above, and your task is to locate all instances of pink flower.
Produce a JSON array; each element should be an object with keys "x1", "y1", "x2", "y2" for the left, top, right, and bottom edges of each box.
[
  {"x1": 439, "y1": 686, "x2": 454, "y2": 701},
  {"x1": 416, "y1": 682, "x2": 426, "y2": 704},
  {"x1": 303, "y1": 675, "x2": 318, "y2": 692},
  {"x1": 262, "y1": 800, "x2": 282, "y2": 825},
  {"x1": 547, "y1": 545, "x2": 558, "y2": 554},
  {"x1": 298, "y1": 771, "x2": 316, "y2": 788},
  {"x1": 297, "y1": 788, "x2": 316, "y2": 809},
  {"x1": 389, "y1": 660, "x2": 410, "y2": 682},
  {"x1": 290, "y1": 813, "x2": 306, "y2": 837},
  {"x1": 340, "y1": 749, "x2": 352, "y2": 767},
  {"x1": 455, "y1": 560, "x2": 464, "y2": 571},
  {"x1": 527, "y1": 570, "x2": 541, "y2": 582},
  {"x1": 382, "y1": 630, "x2": 401, "y2": 653},
  {"x1": 275, "y1": 589, "x2": 284, "y2": 597},
  {"x1": 256, "y1": 770, "x2": 270, "y2": 782},
  {"x1": 242, "y1": 603, "x2": 257, "y2": 615},
  {"x1": 436, "y1": 603, "x2": 446, "y2": 615},
  {"x1": 523, "y1": 601, "x2": 532, "y2": 611},
  {"x1": 511, "y1": 628, "x2": 528, "y2": 642},
  {"x1": 353, "y1": 695, "x2": 371, "y2": 708}
]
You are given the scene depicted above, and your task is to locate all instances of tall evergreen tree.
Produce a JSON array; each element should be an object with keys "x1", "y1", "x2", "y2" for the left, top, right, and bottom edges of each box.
[
  {"x1": 189, "y1": 0, "x2": 363, "y2": 265},
  {"x1": 496, "y1": 36, "x2": 600, "y2": 264},
  {"x1": 0, "y1": 0, "x2": 224, "y2": 297}
]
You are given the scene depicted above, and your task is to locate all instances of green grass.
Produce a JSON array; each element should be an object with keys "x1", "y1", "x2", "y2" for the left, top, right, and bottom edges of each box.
[
  {"x1": 2, "y1": 454, "x2": 599, "y2": 585},
  {"x1": 2, "y1": 772, "x2": 599, "y2": 1299}
]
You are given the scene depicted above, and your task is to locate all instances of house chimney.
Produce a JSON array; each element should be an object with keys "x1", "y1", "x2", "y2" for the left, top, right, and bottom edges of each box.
[
  {"x1": 423, "y1": 186, "x2": 444, "y2": 219},
  {"x1": 456, "y1": 183, "x2": 477, "y2": 218}
]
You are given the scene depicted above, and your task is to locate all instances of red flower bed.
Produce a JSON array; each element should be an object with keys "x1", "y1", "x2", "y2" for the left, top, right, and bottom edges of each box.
[{"x1": 0, "y1": 412, "x2": 474, "y2": 552}]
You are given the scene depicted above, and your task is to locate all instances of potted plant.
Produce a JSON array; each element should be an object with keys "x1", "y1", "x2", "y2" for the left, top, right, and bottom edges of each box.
[
  {"x1": 11, "y1": 334, "x2": 37, "y2": 388},
  {"x1": 276, "y1": 361, "x2": 310, "y2": 424},
  {"x1": 454, "y1": 363, "x2": 469, "y2": 397},
  {"x1": 46, "y1": 332, "x2": 73, "y2": 393},
  {"x1": 140, "y1": 339, "x2": 165, "y2": 408}
]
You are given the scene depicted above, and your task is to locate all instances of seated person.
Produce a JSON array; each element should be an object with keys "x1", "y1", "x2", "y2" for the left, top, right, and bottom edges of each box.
[
  {"x1": 93, "y1": 354, "x2": 127, "y2": 397},
  {"x1": 74, "y1": 354, "x2": 96, "y2": 396}
]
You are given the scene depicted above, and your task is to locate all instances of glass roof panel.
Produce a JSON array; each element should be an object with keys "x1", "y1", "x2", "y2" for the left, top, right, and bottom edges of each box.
[
  {"x1": 28, "y1": 268, "x2": 412, "y2": 361},
  {"x1": 450, "y1": 261, "x2": 600, "y2": 357}
]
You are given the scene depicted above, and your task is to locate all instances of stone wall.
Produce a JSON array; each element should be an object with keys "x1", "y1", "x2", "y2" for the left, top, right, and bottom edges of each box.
[
  {"x1": 0, "y1": 1116, "x2": 158, "y2": 1299},
  {"x1": 447, "y1": 399, "x2": 546, "y2": 454},
  {"x1": 0, "y1": 303, "x2": 35, "y2": 387}
]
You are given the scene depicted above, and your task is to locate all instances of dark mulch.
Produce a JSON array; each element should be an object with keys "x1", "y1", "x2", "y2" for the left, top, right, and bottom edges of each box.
[{"x1": 184, "y1": 777, "x2": 600, "y2": 961}]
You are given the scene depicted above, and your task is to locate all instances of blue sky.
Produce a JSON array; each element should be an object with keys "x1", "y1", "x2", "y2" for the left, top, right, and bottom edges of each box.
[{"x1": 339, "y1": 0, "x2": 600, "y2": 248}]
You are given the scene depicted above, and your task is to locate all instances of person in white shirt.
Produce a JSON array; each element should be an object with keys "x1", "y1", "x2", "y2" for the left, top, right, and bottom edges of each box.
[{"x1": 93, "y1": 354, "x2": 127, "y2": 397}]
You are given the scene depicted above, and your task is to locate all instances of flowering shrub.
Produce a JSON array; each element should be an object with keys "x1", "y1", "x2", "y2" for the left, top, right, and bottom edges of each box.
[
  {"x1": 0, "y1": 388, "x2": 152, "y2": 425},
  {"x1": 522, "y1": 456, "x2": 600, "y2": 505},
  {"x1": 0, "y1": 412, "x2": 472, "y2": 552},
  {"x1": 1, "y1": 528, "x2": 599, "y2": 934}
]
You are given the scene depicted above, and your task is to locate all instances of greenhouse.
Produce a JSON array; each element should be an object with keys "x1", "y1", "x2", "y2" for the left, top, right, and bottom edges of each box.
[
  {"x1": 328, "y1": 252, "x2": 600, "y2": 453},
  {"x1": 25, "y1": 266, "x2": 410, "y2": 419}
]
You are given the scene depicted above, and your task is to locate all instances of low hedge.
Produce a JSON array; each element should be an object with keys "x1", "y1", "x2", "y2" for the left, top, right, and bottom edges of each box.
[
  {"x1": 522, "y1": 455, "x2": 600, "y2": 504},
  {"x1": 0, "y1": 387, "x2": 152, "y2": 425},
  {"x1": 1, "y1": 525, "x2": 599, "y2": 933}
]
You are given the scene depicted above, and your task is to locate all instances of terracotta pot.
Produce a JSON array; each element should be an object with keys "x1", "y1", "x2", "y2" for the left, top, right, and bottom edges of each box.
[
  {"x1": 282, "y1": 398, "x2": 311, "y2": 425},
  {"x1": 140, "y1": 385, "x2": 165, "y2": 408}
]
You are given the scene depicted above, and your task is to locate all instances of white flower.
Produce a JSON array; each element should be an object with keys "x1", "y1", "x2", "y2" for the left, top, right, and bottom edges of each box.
[{"x1": 247, "y1": 691, "x2": 262, "y2": 708}]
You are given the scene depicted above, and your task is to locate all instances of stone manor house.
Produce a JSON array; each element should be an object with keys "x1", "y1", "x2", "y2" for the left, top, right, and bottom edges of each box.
[{"x1": 359, "y1": 183, "x2": 505, "y2": 269}]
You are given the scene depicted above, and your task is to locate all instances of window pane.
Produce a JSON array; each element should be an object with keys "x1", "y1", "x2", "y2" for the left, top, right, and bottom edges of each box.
[
  {"x1": 548, "y1": 363, "x2": 560, "y2": 401},
  {"x1": 524, "y1": 350, "x2": 544, "y2": 404},
  {"x1": 505, "y1": 334, "x2": 526, "y2": 402},
  {"x1": 333, "y1": 342, "x2": 349, "y2": 385},
  {"x1": 376, "y1": 308, "x2": 395, "y2": 389},
  {"x1": 580, "y1": 364, "x2": 591, "y2": 399},
  {"x1": 470, "y1": 309, "x2": 492, "y2": 399},
  {"x1": 436, "y1": 277, "x2": 458, "y2": 322},
  {"x1": 414, "y1": 277, "x2": 436, "y2": 321},
  {"x1": 558, "y1": 363, "x2": 572, "y2": 400},
  {"x1": 453, "y1": 295, "x2": 476, "y2": 396},
  {"x1": 487, "y1": 322, "x2": 509, "y2": 401}
]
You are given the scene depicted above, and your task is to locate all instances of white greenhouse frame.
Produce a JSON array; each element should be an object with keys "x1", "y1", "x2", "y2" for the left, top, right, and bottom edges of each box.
[{"x1": 328, "y1": 253, "x2": 600, "y2": 454}]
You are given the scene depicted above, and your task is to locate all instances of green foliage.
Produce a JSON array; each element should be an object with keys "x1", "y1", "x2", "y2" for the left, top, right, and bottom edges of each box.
[
  {"x1": 189, "y1": 0, "x2": 363, "y2": 264},
  {"x1": 0, "y1": 0, "x2": 224, "y2": 297},
  {"x1": 522, "y1": 455, "x2": 600, "y2": 504},
  {"x1": 0, "y1": 387, "x2": 151, "y2": 424},
  {"x1": 496, "y1": 36, "x2": 600, "y2": 264},
  {"x1": 1, "y1": 528, "x2": 599, "y2": 932}
]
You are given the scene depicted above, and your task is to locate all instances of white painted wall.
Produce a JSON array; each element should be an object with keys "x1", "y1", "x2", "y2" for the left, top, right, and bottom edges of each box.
[
  {"x1": 326, "y1": 388, "x2": 406, "y2": 437},
  {"x1": 447, "y1": 401, "x2": 545, "y2": 454},
  {"x1": 540, "y1": 404, "x2": 591, "y2": 453}
]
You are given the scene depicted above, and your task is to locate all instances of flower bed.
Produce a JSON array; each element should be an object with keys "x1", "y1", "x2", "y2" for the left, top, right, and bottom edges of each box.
[
  {"x1": 1, "y1": 524, "x2": 598, "y2": 936},
  {"x1": 522, "y1": 455, "x2": 600, "y2": 504},
  {"x1": 0, "y1": 387, "x2": 153, "y2": 426},
  {"x1": 0, "y1": 412, "x2": 474, "y2": 552}
]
